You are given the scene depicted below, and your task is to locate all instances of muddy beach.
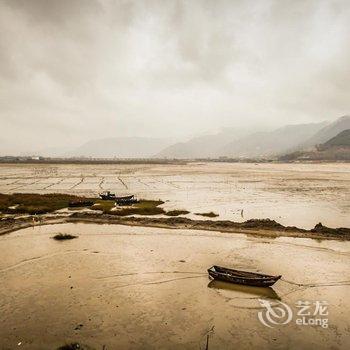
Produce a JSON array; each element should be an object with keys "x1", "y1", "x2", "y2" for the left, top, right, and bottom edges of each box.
[
  {"x1": 0, "y1": 162, "x2": 350, "y2": 349},
  {"x1": 1, "y1": 223, "x2": 350, "y2": 349}
]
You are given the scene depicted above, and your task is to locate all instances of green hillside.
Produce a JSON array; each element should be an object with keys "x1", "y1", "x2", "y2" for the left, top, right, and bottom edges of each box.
[{"x1": 321, "y1": 129, "x2": 350, "y2": 149}]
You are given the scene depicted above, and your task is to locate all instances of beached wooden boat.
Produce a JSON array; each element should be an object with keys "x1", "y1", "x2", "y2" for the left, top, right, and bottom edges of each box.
[
  {"x1": 207, "y1": 265, "x2": 281, "y2": 287},
  {"x1": 115, "y1": 195, "x2": 135, "y2": 201},
  {"x1": 99, "y1": 191, "x2": 116, "y2": 200},
  {"x1": 116, "y1": 195, "x2": 138, "y2": 205}
]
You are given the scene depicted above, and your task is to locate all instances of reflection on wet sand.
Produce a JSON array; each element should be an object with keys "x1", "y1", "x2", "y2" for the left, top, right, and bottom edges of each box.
[{"x1": 207, "y1": 279, "x2": 281, "y2": 300}]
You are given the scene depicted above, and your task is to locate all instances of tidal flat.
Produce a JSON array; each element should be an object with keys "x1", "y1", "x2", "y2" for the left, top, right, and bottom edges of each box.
[
  {"x1": 0, "y1": 223, "x2": 349, "y2": 349},
  {"x1": 0, "y1": 162, "x2": 349, "y2": 349},
  {"x1": 0, "y1": 162, "x2": 349, "y2": 229}
]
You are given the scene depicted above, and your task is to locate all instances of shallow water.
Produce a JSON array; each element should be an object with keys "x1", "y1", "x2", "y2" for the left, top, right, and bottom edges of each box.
[
  {"x1": 0, "y1": 223, "x2": 349, "y2": 349},
  {"x1": 0, "y1": 162, "x2": 349, "y2": 229}
]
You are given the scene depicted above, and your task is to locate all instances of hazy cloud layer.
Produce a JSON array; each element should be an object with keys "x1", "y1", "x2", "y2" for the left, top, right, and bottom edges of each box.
[{"x1": 0, "y1": 0, "x2": 349, "y2": 153}]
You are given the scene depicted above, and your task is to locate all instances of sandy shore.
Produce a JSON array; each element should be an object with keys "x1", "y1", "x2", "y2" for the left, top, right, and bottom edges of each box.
[
  {"x1": 1, "y1": 212, "x2": 349, "y2": 241},
  {"x1": 1, "y1": 222, "x2": 350, "y2": 349}
]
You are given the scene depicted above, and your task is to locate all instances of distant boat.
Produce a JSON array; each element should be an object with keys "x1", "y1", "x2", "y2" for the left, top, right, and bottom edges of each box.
[
  {"x1": 207, "y1": 265, "x2": 281, "y2": 287},
  {"x1": 115, "y1": 194, "x2": 135, "y2": 201},
  {"x1": 99, "y1": 191, "x2": 138, "y2": 204},
  {"x1": 116, "y1": 195, "x2": 138, "y2": 206},
  {"x1": 99, "y1": 191, "x2": 116, "y2": 200}
]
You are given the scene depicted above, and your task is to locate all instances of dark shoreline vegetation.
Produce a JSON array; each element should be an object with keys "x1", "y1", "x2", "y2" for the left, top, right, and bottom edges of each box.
[
  {"x1": 68, "y1": 214, "x2": 350, "y2": 239},
  {"x1": 57, "y1": 343, "x2": 84, "y2": 350},
  {"x1": 0, "y1": 193, "x2": 184, "y2": 217},
  {"x1": 1, "y1": 193, "x2": 349, "y2": 240},
  {"x1": 195, "y1": 211, "x2": 219, "y2": 218},
  {"x1": 91, "y1": 199, "x2": 166, "y2": 216},
  {"x1": 165, "y1": 209, "x2": 190, "y2": 216},
  {"x1": 0, "y1": 193, "x2": 92, "y2": 214},
  {"x1": 0, "y1": 213, "x2": 349, "y2": 241},
  {"x1": 52, "y1": 233, "x2": 78, "y2": 241}
]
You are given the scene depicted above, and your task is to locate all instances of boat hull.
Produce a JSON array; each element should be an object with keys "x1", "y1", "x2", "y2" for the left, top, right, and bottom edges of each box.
[
  {"x1": 208, "y1": 265, "x2": 281, "y2": 287},
  {"x1": 99, "y1": 194, "x2": 116, "y2": 200}
]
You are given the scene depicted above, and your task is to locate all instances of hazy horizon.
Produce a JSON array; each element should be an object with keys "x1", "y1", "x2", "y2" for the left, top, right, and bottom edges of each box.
[{"x1": 1, "y1": 0, "x2": 350, "y2": 154}]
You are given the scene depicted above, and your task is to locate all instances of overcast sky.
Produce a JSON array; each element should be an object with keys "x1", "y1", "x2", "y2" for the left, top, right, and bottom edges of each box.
[{"x1": 0, "y1": 0, "x2": 349, "y2": 153}]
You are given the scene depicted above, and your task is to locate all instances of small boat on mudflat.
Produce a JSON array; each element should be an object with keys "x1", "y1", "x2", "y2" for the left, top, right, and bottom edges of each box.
[
  {"x1": 207, "y1": 265, "x2": 281, "y2": 287},
  {"x1": 99, "y1": 191, "x2": 116, "y2": 200},
  {"x1": 116, "y1": 195, "x2": 138, "y2": 205},
  {"x1": 115, "y1": 195, "x2": 135, "y2": 201}
]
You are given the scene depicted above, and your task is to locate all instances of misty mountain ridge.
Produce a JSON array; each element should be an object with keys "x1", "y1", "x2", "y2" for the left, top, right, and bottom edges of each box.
[
  {"x1": 3, "y1": 116, "x2": 348, "y2": 159},
  {"x1": 70, "y1": 137, "x2": 174, "y2": 158},
  {"x1": 216, "y1": 122, "x2": 328, "y2": 158},
  {"x1": 157, "y1": 115, "x2": 349, "y2": 159},
  {"x1": 155, "y1": 128, "x2": 254, "y2": 159}
]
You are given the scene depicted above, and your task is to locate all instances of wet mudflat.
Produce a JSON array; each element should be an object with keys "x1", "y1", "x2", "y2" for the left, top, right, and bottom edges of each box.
[
  {"x1": 0, "y1": 223, "x2": 349, "y2": 349},
  {"x1": 0, "y1": 162, "x2": 349, "y2": 229}
]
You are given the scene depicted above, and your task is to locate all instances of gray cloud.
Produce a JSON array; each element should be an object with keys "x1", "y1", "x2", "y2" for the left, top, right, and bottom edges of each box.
[{"x1": 0, "y1": 0, "x2": 349, "y2": 154}]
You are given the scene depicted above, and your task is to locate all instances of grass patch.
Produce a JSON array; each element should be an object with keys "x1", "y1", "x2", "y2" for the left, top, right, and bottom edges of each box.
[
  {"x1": 195, "y1": 211, "x2": 219, "y2": 218},
  {"x1": 105, "y1": 199, "x2": 165, "y2": 216},
  {"x1": 0, "y1": 193, "x2": 168, "y2": 217},
  {"x1": 165, "y1": 209, "x2": 190, "y2": 216},
  {"x1": 0, "y1": 193, "x2": 94, "y2": 215},
  {"x1": 90, "y1": 200, "x2": 115, "y2": 212},
  {"x1": 57, "y1": 344, "x2": 82, "y2": 350},
  {"x1": 52, "y1": 233, "x2": 78, "y2": 241}
]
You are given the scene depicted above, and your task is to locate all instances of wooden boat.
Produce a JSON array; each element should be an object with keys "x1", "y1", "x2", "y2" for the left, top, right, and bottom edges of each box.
[
  {"x1": 207, "y1": 265, "x2": 281, "y2": 287},
  {"x1": 115, "y1": 195, "x2": 135, "y2": 201},
  {"x1": 99, "y1": 191, "x2": 116, "y2": 200},
  {"x1": 116, "y1": 195, "x2": 138, "y2": 205}
]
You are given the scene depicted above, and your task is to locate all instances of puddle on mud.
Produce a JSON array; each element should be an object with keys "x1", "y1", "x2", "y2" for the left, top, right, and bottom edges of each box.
[{"x1": 0, "y1": 223, "x2": 350, "y2": 349}]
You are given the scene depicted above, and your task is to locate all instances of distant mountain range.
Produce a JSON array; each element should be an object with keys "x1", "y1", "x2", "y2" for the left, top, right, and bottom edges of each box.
[
  {"x1": 5, "y1": 115, "x2": 348, "y2": 159},
  {"x1": 155, "y1": 128, "x2": 252, "y2": 158},
  {"x1": 70, "y1": 137, "x2": 174, "y2": 158},
  {"x1": 157, "y1": 115, "x2": 350, "y2": 159},
  {"x1": 217, "y1": 122, "x2": 327, "y2": 158}
]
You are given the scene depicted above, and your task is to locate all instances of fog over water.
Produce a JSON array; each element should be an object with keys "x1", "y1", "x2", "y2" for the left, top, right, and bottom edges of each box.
[{"x1": 1, "y1": 0, "x2": 350, "y2": 154}]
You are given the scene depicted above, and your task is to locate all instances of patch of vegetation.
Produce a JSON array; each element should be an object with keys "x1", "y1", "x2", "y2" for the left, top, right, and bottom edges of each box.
[
  {"x1": 57, "y1": 345, "x2": 79, "y2": 350},
  {"x1": 57, "y1": 344, "x2": 92, "y2": 350},
  {"x1": 0, "y1": 193, "x2": 94, "y2": 215},
  {"x1": 165, "y1": 209, "x2": 190, "y2": 216},
  {"x1": 68, "y1": 200, "x2": 94, "y2": 208},
  {"x1": 52, "y1": 233, "x2": 78, "y2": 241},
  {"x1": 102, "y1": 199, "x2": 166, "y2": 216},
  {"x1": 195, "y1": 211, "x2": 219, "y2": 218},
  {"x1": 90, "y1": 200, "x2": 115, "y2": 212}
]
